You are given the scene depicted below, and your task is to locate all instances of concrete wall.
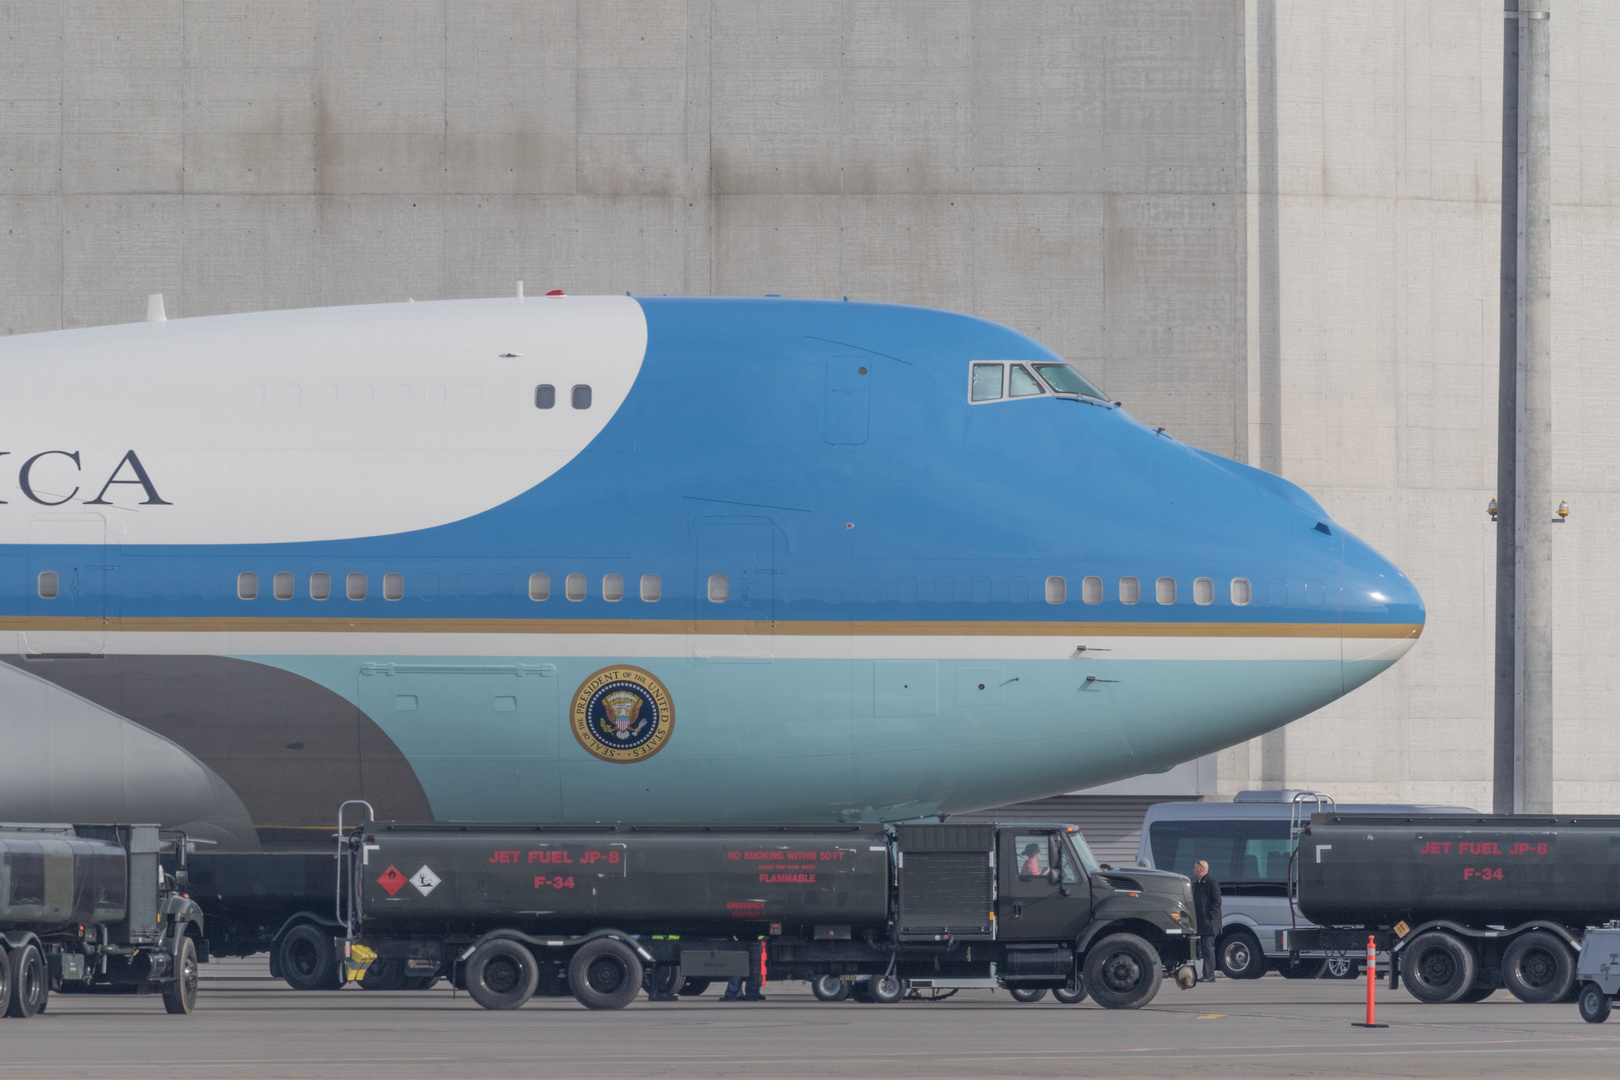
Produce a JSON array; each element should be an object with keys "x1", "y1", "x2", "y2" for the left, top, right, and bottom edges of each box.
[
  {"x1": 1217, "y1": 0, "x2": 1620, "y2": 811},
  {"x1": 0, "y1": 0, "x2": 1248, "y2": 455}
]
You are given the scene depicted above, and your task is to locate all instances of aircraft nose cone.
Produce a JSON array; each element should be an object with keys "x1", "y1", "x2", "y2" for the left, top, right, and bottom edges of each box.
[{"x1": 1341, "y1": 529, "x2": 1425, "y2": 692}]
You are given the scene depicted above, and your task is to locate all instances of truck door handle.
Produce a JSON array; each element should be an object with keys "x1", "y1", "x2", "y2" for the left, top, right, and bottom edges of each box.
[{"x1": 1013, "y1": 902, "x2": 1023, "y2": 918}]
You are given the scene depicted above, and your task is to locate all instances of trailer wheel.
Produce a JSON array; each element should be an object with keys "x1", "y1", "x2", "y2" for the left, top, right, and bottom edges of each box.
[
  {"x1": 1008, "y1": 987, "x2": 1047, "y2": 1003},
  {"x1": 869, "y1": 973, "x2": 904, "y2": 1004},
  {"x1": 277, "y1": 924, "x2": 343, "y2": 991},
  {"x1": 162, "y1": 937, "x2": 199, "y2": 1015},
  {"x1": 1053, "y1": 976, "x2": 1088, "y2": 1004},
  {"x1": 811, "y1": 975, "x2": 849, "y2": 1002},
  {"x1": 1082, "y1": 934, "x2": 1163, "y2": 1010},
  {"x1": 1402, "y1": 931, "x2": 1476, "y2": 1004},
  {"x1": 1502, "y1": 931, "x2": 1576, "y2": 1004},
  {"x1": 568, "y1": 939, "x2": 643, "y2": 1010},
  {"x1": 678, "y1": 977, "x2": 711, "y2": 997},
  {"x1": 1217, "y1": 931, "x2": 1267, "y2": 980},
  {"x1": 642, "y1": 962, "x2": 683, "y2": 1001},
  {"x1": 6, "y1": 944, "x2": 46, "y2": 1018},
  {"x1": 465, "y1": 940, "x2": 540, "y2": 1011},
  {"x1": 1578, "y1": 982, "x2": 1612, "y2": 1024}
]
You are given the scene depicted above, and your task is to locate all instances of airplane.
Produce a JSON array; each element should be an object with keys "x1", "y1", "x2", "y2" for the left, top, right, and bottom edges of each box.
[{"x1": 0, "y1": 292, "x2": 1424, "y2": 852}]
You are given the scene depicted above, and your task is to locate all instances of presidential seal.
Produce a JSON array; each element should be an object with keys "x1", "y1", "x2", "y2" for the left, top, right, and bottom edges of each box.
[{"x1": 570, "y1": 665, "x2": 676, "y2": 763}]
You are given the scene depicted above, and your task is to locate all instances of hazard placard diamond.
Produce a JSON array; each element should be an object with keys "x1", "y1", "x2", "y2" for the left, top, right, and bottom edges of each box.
[
  {"x1": 376, "y1": 865, "x2": 407, "y2": 897},
  {"x1": 410, "y1": 865, "x2": 441, "y2": 897}
]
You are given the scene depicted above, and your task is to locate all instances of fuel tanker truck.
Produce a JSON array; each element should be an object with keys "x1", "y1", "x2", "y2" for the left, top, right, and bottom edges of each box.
[
  {"x1": 329, "y1": 816, "x2": 1197, "y2": 1011},
  {"x1": 1284, "y1": 814, "x2": 1620, "y2": 1004},
  {"x1": 0, "y1": 823, "x2": 205, "y2": 1017}
]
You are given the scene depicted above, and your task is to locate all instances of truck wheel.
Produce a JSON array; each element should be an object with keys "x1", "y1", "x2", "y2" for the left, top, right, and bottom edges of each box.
[
  {"x1": 359, "y1": 958, "x2": 409, "y2": 991},
  {"x1": 1218, "y1": 931, "x2": 1267, "y2": 980},
  {"x1": 1083, "y1": 933, "x2": 1163, "y2": 1010},
  {"x1": 642, "y1": 963, "x2": 683, "y2": 1001},
  {"x1": 1579, "y1": 982, "x2": 1612, "y2": 1024},
  {"x1": 869, "y1": 973, "x2": 904, "y2": 1004},
  {"x1": 568, "y1": 939, "x2": 643, "y2": 1010},
  {"x1": 1402, "y1": 931, "x2": 1477, "y2": 1004},
  {"x1": 1008, "y1": 987, "x2": 1047, "y2": 1003},
  {"x1": 6, "y1": 944, "x2": 46, "y2": 1018},
  {"x1": 1053, "y1": 976, "x2": 1088, "y2": 1004},
  {"x1": 277, "y1": 924, "x2": 343, "y2": 991},
  {"x1": 1278, "y1": 957, "x2": 1328, "y2": 980},
  {"x1": 679, "y1": 977, "x2": 711, "y2": 997},
  {"x1": 811, "y1": 975, "x2": 849, "y2": 1002},
  {"x1": 1502, "y1": 931, "x2": 1576, "y2": 1004},
  {"x1": 1457, "y1": 984, "x2": 1496, "y2": 1002},
  {"x1": 162, "y1": 937, "x2": 199, "y2": 1015},
  {"x1": 0, "y1": 947, "x2": 11, "y2": 1017},
  {"x1": 465, "y1": 940, "x2": 539, "y2": 1011}
]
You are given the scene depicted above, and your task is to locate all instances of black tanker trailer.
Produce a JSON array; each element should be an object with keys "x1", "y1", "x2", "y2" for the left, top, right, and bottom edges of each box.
[
  {"x1": 1284, "y1": 813, "x2": 1620, "y2": 1004},
  {"x1": 326, "y1": 817, "x2": 1197, "y2": 1011},
  {"x1": 0, "y1": 823, "x2": 205, "y2": 1017}
]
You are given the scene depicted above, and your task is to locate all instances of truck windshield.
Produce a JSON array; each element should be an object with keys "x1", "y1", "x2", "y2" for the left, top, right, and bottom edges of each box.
[
  {"x1": 1065, "y1": 833, "x2": 1101, "y2": 878},
  {"x1": 1032, "y1": 362, "x2": 1106, "y2": 401},
  {"x1": 1149, "y1": 820, "x2": 1292, "y2": 884}
]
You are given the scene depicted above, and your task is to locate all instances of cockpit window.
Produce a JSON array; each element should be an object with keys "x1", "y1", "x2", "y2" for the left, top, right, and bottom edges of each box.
[
  {"x1": 1032, "y1": 362, "x2": 1105, "y2": 400},
  {"x1": 970, "y1": 363, "x2": 1003, "y2": 402},
  {"x1": 1008, "y1": 364, "x2": 1044, "y2": 398}
]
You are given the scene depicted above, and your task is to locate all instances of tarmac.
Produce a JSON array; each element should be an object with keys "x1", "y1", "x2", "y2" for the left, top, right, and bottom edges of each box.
[{"x1": 5, "y1": 958, "x2": 1617, "y2": 1079}]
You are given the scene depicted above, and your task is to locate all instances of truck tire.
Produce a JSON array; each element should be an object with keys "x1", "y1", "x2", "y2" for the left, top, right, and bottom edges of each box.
[
  {"x1": 1083, "y1": 933, "x2": 1163, "y2": 1010},
  {"x1": 679, "y1": 977, "x2": 711, "y2": 997},
  {"x1": 642, "y1": 962, "x2": 683, "y2": 1001},
  {"x1": 0, "y1": 946, "x2": 11, "y2": 1017},
  {"x1": 811, "y1": 975, "x2": 849, "y2": 1002},
  {"x1": 1402, "y1": 931, "x2": 1476, "y2": 1004},
  {"x1": 1053, "y1": 976, "x2": 1088, "y2": 1004},
  {"x1": 1502, "y1": 931, "x2": 1576, "y2": 1004},
  {"x1": 869, "y1": 973, "x2": 904, "y2": 1003},
  {"x1": 568, "y1": 939, "x2": 643, "y2": 1010},
  {"x1": 1008, "y1": 987, "x2": 1047, "y2": 1003},
  {"x1": 359, "y1": 958, "x2": 408, "y2": 991},
  {"x1": 6, "y1": 944, "x2": 46, "y2": 1018},
  {"x1": 278, "y1": 924, "x2": 343, "y2": 991},
  {"x1": 1278, "y1": 957, "x2": 1328, "y2": 980},
  {"x1": 465, "y1": 940, "x2": 540, "y2": 1010},
  {"x1": 1218, "y1": 931, "x2": 1267, "y2": 980},
  {"x1": 1457, "y1": 984, "x2": 1496, "y2": 1002},
  {"x1": 1578, "y1": 982, "x2": 1612, "y2": 1024},
  {"x1": 162, "y1": 937, "x2": 199, "y2": 1015}
]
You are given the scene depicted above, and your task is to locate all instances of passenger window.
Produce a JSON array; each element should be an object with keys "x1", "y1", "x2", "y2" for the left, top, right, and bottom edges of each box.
[
  {"x1": 238, "y1": 572, "x2": 258, "y2": 600},
  {"x1": 1008, "y1": 364, "x2": 1043, "y2": 398},
  {"x1": 1014, "y1": 835, "x2": 1051, "y2": 879},
  {"x1": 708, "y1": 574, "x2": 729, "y2": 603},
  {"x1": 1082, "y1": 575, "x2": 1102, "y2": 604},
  {"x1": 1045, "y1": 576, "x2": 1066, "y2": 604},
  {"x1": 310, "y1": 572, "x2": 331, "y2": 600},
  {"x1": 273, "y1": 572, "x2": 294, "y2": 600},
  {"x1": 571, "y1": 385, "x2": 591, "y2": 409},
  {"x1": 346, "y1": 573, "x2": 367, "y2": 600},
  {"x1": 534, "y1": 384, "x2": 555, "y2": 409},
  {"x1": 1194, "y1": 577, "x2": 1214, "y2": 605},
  {"x1": 640, "y1": 574, "x2": 661, "y2": 602},
  {"x1": 529, "y1": 573, "x2": 550, "y2": 601},
  {"x1": 1156, "y1": 577, "x2": 1176, "y2": 605},
  {"x1": 1231, "y1": 577, "x2": 1251, "y2": 606},
  {"x1": 565, "y1": 573, "x2": 586, "y2": 601},
  {"x1": 37, "y1": 571, "x2": 58, "y2": 599},
  {"x1": 1119, "y1": 577, "x2": 1140, "y2": 605},
  {"x1": 969, "y1": 363, "x2": 1003, "y2": 402},
  {"x1": 383, "y1": 572, "x2": 404, "y2": 601},
  {"x1": 602, "y1": 573, "x2": 624, "y2": 602}
]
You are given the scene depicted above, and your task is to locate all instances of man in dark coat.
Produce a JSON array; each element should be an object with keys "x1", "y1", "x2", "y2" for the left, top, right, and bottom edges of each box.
[{"x1": 1192, "y1": 859, "x2": 1222, "y2": 982}]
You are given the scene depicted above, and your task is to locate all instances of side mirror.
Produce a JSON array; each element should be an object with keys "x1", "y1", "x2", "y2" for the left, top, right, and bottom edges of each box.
[{"x1": 1046, "y1": 868, "x2": 1061, "y2": 885}]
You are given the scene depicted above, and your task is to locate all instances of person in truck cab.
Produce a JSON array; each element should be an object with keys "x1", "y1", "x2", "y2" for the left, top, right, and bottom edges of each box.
[
  {"x1": 1021, "y1": 843, "x2": 1044, "y2": 877},
  {"x1": 1192, "y1": 860, "x2": 1222, "y2": 982}
]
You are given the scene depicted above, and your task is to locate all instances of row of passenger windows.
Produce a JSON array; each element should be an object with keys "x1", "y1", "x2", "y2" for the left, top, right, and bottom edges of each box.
[
  {"x1": 35, "y1": 570, "x2": 1254, "y2": 607},
  {"x1": 1044, "y1": 576, "x2": 1251, "y2": 606},
  {"x1": 534, "y1": 384, "x2": 591, "y2": 410}
]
